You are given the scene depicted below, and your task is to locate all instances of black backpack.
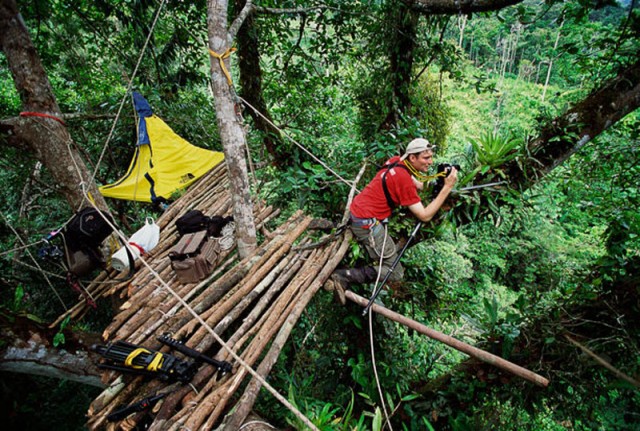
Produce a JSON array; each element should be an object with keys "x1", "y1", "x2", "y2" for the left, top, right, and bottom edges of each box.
[{"x1": 61, "y1": 207, "x2": 114, "y2": 277}]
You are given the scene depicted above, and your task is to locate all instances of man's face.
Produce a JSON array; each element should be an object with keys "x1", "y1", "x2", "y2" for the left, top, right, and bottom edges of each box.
[{"x1": 408, "y1": 150, "x2": 434, "y2": 172}]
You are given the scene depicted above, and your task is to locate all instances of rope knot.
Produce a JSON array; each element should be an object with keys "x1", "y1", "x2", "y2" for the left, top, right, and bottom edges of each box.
[{"x1": 208, "y1": 48, "x2": 237, "y2": 86}]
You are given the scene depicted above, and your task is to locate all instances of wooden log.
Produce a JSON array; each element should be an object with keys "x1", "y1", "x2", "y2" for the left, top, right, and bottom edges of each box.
[
  {"x1": 345, "y1": 290, "x2": 550, "y2": 387},
  {"x1": 184, "y1": 215, "x2": 312, "y2": 346},
  {"x1": 192, "y1": 244, "x2": 338, "y2": 429},
  {"x1": 222, "y1": 248, "x2": 323, "y2": 362},
  {"x1": 127, "y1": 255, "x2": 239, "y2": 346},
  {"x1": 100, "y1": 213, "x2": 310, "y2": 418},
  {"x1": 151, "y1": 247, "x2": 314, "y2": 428},
  {"x1": 152, "y1": 220, "x2": 298, "y2": 345},
  {"x1": 220, "y1": 237, "x2": 350, "y2": 429},
  {"x1": 223, "y1": 249, "x2": 309, "y2": 349},
  {"x1": 164, "y1": 248, "x2": 323, "y2": 430}
]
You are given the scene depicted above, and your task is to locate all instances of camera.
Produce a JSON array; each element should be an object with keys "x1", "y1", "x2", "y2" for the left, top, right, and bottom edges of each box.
[
  {"x1": 431, "y1": 163, "x2": 461, "y2": 198},
  {"x1": 437, "y1": 163, "x2": 461, "y2": 176}
]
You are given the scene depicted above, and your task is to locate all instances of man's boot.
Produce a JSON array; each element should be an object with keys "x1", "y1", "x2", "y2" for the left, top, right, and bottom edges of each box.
[
  {"x1": 324, "y1": 266, "x2": 379, "y2": 305},
  {"x1": 338, "y1": 266, "x2": 378, "y2": 284}
]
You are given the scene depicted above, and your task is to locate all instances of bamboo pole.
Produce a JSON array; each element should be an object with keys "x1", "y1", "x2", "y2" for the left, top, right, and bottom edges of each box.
[
  {"x1": 345, "y1": 290, "x2": 549, "y2": 387},
  {"x1": 220, "y1": 236, "x2": 351, "y2": 429}
]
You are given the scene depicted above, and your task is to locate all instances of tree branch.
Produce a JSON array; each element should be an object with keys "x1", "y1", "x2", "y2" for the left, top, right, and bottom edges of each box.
[
  {"x1": 504, "y1": 57, "x2": 640, "y2": 189},
  {"x1": 564, "y1": 334, "x2": 640, "y2": 388},
  {"x1": 0, "y1": 315, "x2": 104, "y2": 387},
  {"x1": 254, "y1": 5, "x2": 328, "y2": 15},
  {"x1": 229, "y1": 0, "x2": 255, "y2": 41},
  {"x1": 408, "y1": 0, "x2": 524, "y2": 14}
]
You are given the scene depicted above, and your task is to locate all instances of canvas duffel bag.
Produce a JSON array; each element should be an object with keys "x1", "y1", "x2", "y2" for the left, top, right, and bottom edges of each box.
[{"x1": 169, "y1": 230, "x2": 220, "y2": 283}]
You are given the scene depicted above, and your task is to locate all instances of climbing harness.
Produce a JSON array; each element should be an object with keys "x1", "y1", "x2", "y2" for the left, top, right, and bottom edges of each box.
[
  {"x1": 363, "y1": 221, "x2": 423, "y2": 316},
  {"x1": 380, "y1": 160, "x2": 444, "y2": 210},
  {"x1": 380, "y1": 161, "x2": 410, "y2": 210}
]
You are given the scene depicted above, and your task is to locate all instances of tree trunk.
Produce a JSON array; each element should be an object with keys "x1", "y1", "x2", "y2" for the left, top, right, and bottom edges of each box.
[
  {"x1": 381, "y1": 3, "x2": 420, "y2": 130},
  {"x1": 235, "y1": 0, "x2": 289, "y2": 168},
  {"x1": 458, "y1": 14, "x2": 467, "y2": 47},
  {"x1": 507, "y1": 57, "x2": 640, "y2": 186},
  {"x1": 542, "y1": 21, "x2": 563, "y2": 102},
  {"x1": 0, "y1": 0, "x2": 109, "y2": 212},
  {"x1": 207, "y1": 0, "x2": 257, "y2": 258},
  {"x1": 410, "y1": 0, "x2": 524, "y2": 14},
  {"x1": 0, "y1": 314, "x2": 104, "y2": 387}
]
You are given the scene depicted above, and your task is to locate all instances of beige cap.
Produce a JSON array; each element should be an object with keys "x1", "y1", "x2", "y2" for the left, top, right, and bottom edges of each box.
[{"x1": 400, "y1": 138, "x2": 435, "y2": 161}]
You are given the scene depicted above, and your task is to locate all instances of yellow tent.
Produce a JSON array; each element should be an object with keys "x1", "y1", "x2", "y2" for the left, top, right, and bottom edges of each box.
[{"x1": 100, "y1": 92, "x2": 224, "y2": 203}]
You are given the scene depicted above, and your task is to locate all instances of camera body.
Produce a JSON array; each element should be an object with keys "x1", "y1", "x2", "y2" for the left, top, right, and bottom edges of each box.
[
  {"x1": 437, "y1": 163, "x2": 461, "y2": 177},
  {"x1": 431, "y1": 163, "x2": 461, "y2": 198}
]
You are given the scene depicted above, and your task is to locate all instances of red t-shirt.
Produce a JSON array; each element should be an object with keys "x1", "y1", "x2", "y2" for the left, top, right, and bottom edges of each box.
[{"x1": 350, "y1": 156, "x2": 421, "y2": 220}]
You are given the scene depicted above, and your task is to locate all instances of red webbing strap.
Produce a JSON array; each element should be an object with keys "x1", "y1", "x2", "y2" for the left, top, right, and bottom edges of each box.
[
  {"x1": 20, "y1": 111, "x2": 66, "y2": 126},
  {"x1": 128, "y1": 242, "x2": 145, "y2": 255}
]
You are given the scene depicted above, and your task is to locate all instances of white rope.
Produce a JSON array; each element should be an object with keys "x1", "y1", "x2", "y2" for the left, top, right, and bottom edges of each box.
[
  {"x1": 238, "y1": 420, "x2": 276, "y2": 430},
  {"x1": 238, "y1": 96, "x2": 357, "y2": 192},
  {"x1": 369, "y1": 223, "x2": 394, "y2": 430},
  {"x1": 89, "y1": 0, "x2": 169, "y2": 187},
  {"x1": 80, "y1": 196, "x2": 320, "y2": 431}
]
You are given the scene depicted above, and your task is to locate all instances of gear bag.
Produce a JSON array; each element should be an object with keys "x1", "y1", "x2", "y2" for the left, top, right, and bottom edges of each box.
[
  {"x1": 175, "y1": 210, "x2": 233, "y2": 238},
  {"x1": 169, "y1": 230, "x2": 220, "y2": 283},
  {"x1": 175, "y1": 210, "x2": 210, "y2": 236},
  {"x1": 61, "y1": 207, "x2": 114, "y2": 277}
]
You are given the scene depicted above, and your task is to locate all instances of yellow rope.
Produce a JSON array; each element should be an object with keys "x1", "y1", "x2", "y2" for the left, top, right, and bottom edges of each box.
[
  {"x1": 402, "y1": 159, "x2": 444, "y2": 183},
  {"x1": 208, "y1": 48, "x2": 237, "y2": 86}
]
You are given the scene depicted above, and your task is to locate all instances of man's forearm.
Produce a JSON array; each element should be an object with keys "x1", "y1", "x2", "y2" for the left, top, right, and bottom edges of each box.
[{"x1": 409, "y1": 184, "x2": 453, "y2": 222}]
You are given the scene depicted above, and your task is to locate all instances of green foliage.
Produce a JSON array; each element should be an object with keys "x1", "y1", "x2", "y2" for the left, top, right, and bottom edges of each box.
[
  {"x1": 462, "y1": 295, "x2": 523, "y2": 359},
  {"x1": 2, "y1": 0, "x2": 640, "y2": 430},
  {"x1": 286, "y1": 385, "x2": 372, "y2": 431},
  {"x1": 52, "y1": 315, "x2": 71, "y2": 347},
  {"x1": 468, "y1": 130, "x2": 522, "y2": 170},
  {"x1": 12, "y1": 284, "x2": 25, "y2": 312}
]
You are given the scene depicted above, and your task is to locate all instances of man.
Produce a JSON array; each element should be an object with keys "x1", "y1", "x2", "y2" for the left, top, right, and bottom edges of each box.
[{"x1": 327, "y1": 138, "x2": 458, "y2": 300}]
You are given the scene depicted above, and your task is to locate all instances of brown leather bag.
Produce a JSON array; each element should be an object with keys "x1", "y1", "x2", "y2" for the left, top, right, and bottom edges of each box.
[{"x1": 169, "y1": 230, "x2": 220, "y2": 283}]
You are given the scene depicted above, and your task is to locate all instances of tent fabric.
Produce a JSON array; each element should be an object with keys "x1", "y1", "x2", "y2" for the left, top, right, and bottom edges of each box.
[{"x1": 99, "y1": 92, "x2": 224, "y2": 203}]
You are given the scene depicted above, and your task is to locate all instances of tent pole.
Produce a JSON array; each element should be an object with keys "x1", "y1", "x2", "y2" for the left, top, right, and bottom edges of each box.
[{"x1": 345, "y1": 290, "x2": 549, "y2": 387}]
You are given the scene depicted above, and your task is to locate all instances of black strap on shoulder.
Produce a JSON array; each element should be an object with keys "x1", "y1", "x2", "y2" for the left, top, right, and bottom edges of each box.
[{"x1": 381, "y1": 161, "x2": 409, "y2": 210}]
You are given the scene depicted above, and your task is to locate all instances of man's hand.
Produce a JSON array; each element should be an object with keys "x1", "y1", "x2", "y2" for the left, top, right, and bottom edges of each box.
[{"x1": 444, "y1": 167, "x2": 458, "y2": 189}]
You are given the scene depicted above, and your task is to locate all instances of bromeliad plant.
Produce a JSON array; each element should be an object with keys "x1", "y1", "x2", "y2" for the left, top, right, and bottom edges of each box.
[
  {"x1": 450, "y1": 130, "x2": 524, "y2": 224},
  {"x1": 463, "y1": 131, "x2": 523, "y2": 184}
]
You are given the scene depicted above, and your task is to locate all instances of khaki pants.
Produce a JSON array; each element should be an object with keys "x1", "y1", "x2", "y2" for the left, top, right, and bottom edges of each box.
[{"x1": 350, "y1": 222, "x2": 404, "y2": 282}]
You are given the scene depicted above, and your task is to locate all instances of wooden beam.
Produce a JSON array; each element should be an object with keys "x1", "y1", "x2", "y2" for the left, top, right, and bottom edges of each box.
[
  {"x1": 564, "y1": 334, "x2": 640, "y2": 388},
  {"x1": 345, "y1": 290, "x2": 550, "y2": 387}
]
